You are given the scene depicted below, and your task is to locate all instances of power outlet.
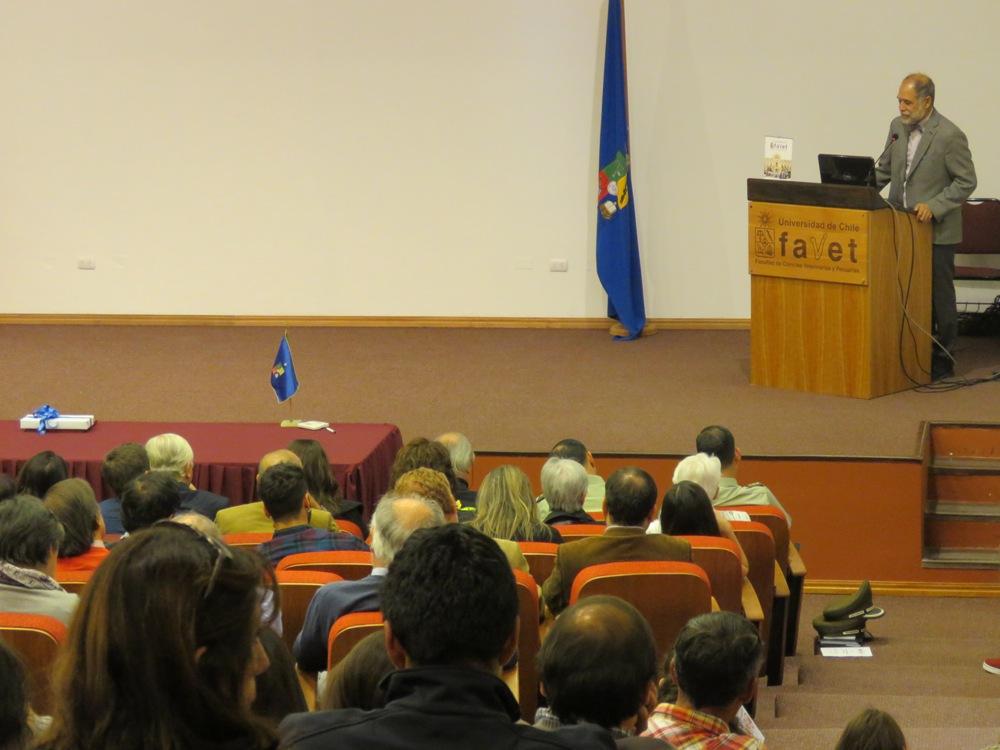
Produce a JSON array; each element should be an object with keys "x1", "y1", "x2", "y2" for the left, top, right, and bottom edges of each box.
[
  {"x1": 549, "y1": 258, "x2": 569, "y2": 272},
  {"x1": 77, "y1": 258, "x2": 96, "y2": 270}
]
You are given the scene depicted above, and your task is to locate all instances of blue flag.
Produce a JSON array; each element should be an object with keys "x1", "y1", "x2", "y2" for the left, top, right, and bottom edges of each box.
[
  {"x1": 270, "y1": 334, "x2": 299, "y2": 403},
  {"x1": 596, "y1": 0, "x2": 646, "y2": 340}
]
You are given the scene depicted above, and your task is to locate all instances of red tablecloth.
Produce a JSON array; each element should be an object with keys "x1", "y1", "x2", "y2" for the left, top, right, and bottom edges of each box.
[{"x1": 1, "y1": 421, "x2": 402, "y2": 520}]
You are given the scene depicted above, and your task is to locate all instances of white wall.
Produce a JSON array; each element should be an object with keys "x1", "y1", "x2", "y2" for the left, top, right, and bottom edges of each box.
[{"x1": 1, "y1": 0, "x2": 997, "y2": 317}]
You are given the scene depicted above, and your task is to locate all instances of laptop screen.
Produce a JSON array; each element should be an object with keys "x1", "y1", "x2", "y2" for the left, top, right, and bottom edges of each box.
[{"x1": 818, "y1": 154, "x2": 877, "y2": 187}]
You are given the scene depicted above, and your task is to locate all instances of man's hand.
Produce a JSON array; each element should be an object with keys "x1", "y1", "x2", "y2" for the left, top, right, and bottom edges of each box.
[{"x1": 914, "y1": 202, "x2": 934, "y2": 222}]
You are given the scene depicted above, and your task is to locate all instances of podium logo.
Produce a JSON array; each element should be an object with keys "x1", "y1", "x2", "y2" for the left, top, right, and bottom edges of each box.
[{"x1": 755, "y1": 228, "x2": 775, "y2": 258}]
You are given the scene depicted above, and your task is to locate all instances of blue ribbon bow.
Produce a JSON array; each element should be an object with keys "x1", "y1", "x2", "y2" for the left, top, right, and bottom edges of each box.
[{"x1": 31, "y1": 404, "x2": 60, "y2": 435}]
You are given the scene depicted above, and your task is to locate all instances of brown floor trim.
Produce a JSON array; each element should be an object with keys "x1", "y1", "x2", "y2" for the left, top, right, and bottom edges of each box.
[
  {"x1": 806, "y1": 579, "x2": 1000, "y2": 598},
  {"x1": 0, "y1": 314, "x2": 750, "y2": 330}
]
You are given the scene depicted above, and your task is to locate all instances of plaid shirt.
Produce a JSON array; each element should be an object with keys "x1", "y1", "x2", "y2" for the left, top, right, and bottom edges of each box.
[
  {"x1": 258, "y1": 524, "x2": 369, "y2": 567},
  {"x1": 643, "y1": 704, "x2": 763, "y2": 750}
]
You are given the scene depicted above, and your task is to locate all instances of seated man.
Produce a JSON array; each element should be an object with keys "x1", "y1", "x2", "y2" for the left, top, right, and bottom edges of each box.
[
  {"x1": 121, "y1": 470, "x2": 183, "y2": 533},
  {"x1": 542, "y1": 467, "x2": 690, "y2": 616},
  {"x1": 536, "y1": 595, "x2": 668, "y2": 748},
  {"x1": 551, "y1": 438, "x2": 605, "y2": 511},
  {"x1": 541, "y1": 457, "x2": 601, "y2": 527},
  {"x1": 145, "y1": 433, "x2": 228, "y2": 520},
  {"x1": 293, "y1": 492, "x2": 445, "y2": 673},
  {"x1": 256, "y1": 463, "x2": 368, "y2": 567},
  {"x1": 696, "y1": 426, "x2": 791, "y2": 526},
  {"x1": 279, "y1": 524, "x2": 612, "y2": 750},
  {"x1": 0, "y1": 495, "x2": 78, "y2": 625},
  {"x1": 643, "y1": 612, "x2": 764, "y2": 749},
  {"x1": 98, "y1": 442, "x2": 149, "y2": 535},
  {"x1": 435, "y1": 431, "x2": 478, "y2": 519},
  {"x1": 215, "y1": 449, "x2": 337, "y2": 535}
]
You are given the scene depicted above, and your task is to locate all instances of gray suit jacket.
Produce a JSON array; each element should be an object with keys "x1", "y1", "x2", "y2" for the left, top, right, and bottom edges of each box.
[{"x1": 874, "y1": 109, "x2": 976, "y2": 244}]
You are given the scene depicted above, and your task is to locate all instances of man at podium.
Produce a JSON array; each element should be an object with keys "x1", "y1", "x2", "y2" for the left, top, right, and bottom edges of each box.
[{"x1": 874, "y1": 73, "x2": 976, "y2": 380}]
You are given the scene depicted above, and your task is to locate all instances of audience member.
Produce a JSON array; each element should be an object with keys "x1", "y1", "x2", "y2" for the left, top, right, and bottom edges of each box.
[
  {"x1": 435, "y1": 431, "x2": 478, "y2": 518},
  {"x1": 215, "y1": 449, "x2": 337, "y2": 535},
  {"x1": 0, "y1": 640, "x2": 33, "y2": 750},
  {"x1": 393, "y1": 467, "x2": 529, "y2": 572},
  {"x1": 471, "y1": 465, "x2": 562, "y2": 543},
  {"x1": 279, "y1": 524, "x2": 612, "y2": 750},
  {"x1": 0, "y1": 474, "x2": 17, "y2": 502},
  {"x1": 293, "y1": 493, "x2": 445, "y2": 673},
  {"x1": 643, "y1": 612, "x2": 763, "y2": 749},
  {"x1": 657, "y1": 477, "x2": 749, "y2": 577},
  {"x1": 172, "y1": 511, "x2": 223, "y2": 540},
  {"x1": 536, "y1": 596, "x2": 667, "y2": 748},
  {"x1": 120, "y1": 470, "x2": 182, "y2": 533},
  {"x1": 388, "y1": 437, "x2": 458, "y2": 493},
  {"x1": 145, "y1": 432, "x2": 229, "y2": 520},
  {"x1": 696, "y1": 426, "x2": 791, "y2": 525},
  {"x1": 540, "y1": 457, "x2": 600, "y2": 526},
  {"x1": 42, "y1": 479, "x2": 109, "y2": 576},
  {"x1": 834, "y1": 708, "x2": 906, "y2": 750},
  {"x1": 550, "y1": 438, "x2": 605, "y2": 510},
  {"x1": 0, "y1": 496, "x2": 78, "y2": 625},
  {"x1": 14, "y1": 451, "x2": 68, "y2": 499},
  {"x1": 98, "y1": 442, "x2": 149, "y2": 535},
  {"x1": 256, "y1": 464, "x2": 368, "y2": 567},
  {"x1": 35, "y1": 523, "x2": 275, "y2": 750},
  {"x1": 251, "y1": 627, "x2": 307, "y2": 728},
  {"x1": 542, "y1": 467, "x2": 691, "y2": 616},
  {"x1": 319, "y1": 630, "x2": 395, "y2": 711},
  {"x1": 288, "y1": 439, "x2": 367, "y2": 536}
]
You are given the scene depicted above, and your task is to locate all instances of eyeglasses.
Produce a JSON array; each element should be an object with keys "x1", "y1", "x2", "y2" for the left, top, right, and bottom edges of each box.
[{"x1": 152, "y1": 519, "x2": 234, "y2": 599}]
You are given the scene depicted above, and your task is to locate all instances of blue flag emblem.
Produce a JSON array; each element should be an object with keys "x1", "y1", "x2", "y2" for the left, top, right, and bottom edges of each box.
[
  {"x1": 595, "y1": 0, "x2": 646, "y2": 340},
  {"x1": 270, "y1": 334, "x2": 299, "y2": 403}
]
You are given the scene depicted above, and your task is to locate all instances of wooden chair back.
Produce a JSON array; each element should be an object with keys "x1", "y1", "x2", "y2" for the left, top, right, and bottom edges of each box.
[
  {"x1": 277, "y1": 551, "x2": 374, "y2": 580},
  {"x1": 335, "y1": 520, "x2": 364, "y2": 540},
  {"x1": 222, "y1": 532, "x2": 273, "y2": 549},
  {"x1": 275, "y1": 569, "x2": 343, "y2": 652},
  {"x1": 556, "y1": 524, "x2": 605, "y2": 542},
  {"x1": 676, "y1": 535, "x2": 743, "y2": 614},
  {"x1": 517, "y1": 541, "x2": 558, "y2": 587},
  {"x1": 568, "y1": 561, "x2": 712, "y2": 661},
  {"x1": 725, "y1": 505, "x2": 789, "y2": 574},
  {"x1": 326, "y1": 611, "x2": 385, "y2": 671},
  {"x1": 0, "y1": 613, "x2": 67, "y2": 715},
  {"x1": 731, "y1": 520, "x2": 785, "y2": 685},
  {"x1": 513, "y1": 568, "x2": 541, "y2": 721}
]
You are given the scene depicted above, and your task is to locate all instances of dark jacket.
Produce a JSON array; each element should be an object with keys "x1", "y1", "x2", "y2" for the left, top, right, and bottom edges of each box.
[
  {"x1": 278, "y1": 666, "x2": 614, "y2": 750},
  {"x1": 176, "y1": 481, "x2": 229, "y2": 520},
  {"x1": 543, "y1": 509, "x2": 602, "y2": 526}
]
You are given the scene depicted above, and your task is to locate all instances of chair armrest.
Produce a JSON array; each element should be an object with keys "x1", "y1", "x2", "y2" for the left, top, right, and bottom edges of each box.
[
  {"x1": 774, "y1": 561, "x2": 790, "y2": 598},
  {"x1": 788, "y1": 544, "x2": 807, "y2": 577},
  {"x1": 741, "y1": 579, "x2": 764, "y2": 623},
  {"x1": 296, "y1": 666, "x2": 318, "y2": 710}
]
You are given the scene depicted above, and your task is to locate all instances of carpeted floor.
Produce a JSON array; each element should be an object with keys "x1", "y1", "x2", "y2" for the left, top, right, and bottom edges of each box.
[
  {"x1": 3, "y1": 325, "x2": 1000, "y2": 458},
  {"x1": 757, "y1": 594, "x2": 1000, "y2": 749}
]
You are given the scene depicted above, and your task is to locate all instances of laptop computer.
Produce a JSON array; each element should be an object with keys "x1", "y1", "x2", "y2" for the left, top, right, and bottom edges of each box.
[{"x1": 818, "y1": 154, "x2": 877, "y2": 187}]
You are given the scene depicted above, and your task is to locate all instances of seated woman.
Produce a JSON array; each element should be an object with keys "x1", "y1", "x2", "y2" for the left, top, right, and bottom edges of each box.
[
  {"x1": 35, "y1": 522, "x2": 276, "y2": 750},
  {"x1": 470, "y1": 465, "x2": 562, "y2": 543},
  {"x1": 287, "y1": 439, "x2": 367, "y2": 538},
  {"x1": 658, "y1": 480, "x2": 749, "y2": 577},
  {"x1": 43, "y1": 479, "x2": 109, "y2": 577},
  {"x1": 320, "y1": 630, "x2": 395, "y2": 711},
  {"x1": 15, "y1": 451, "x2": 67, "y2": 499}
]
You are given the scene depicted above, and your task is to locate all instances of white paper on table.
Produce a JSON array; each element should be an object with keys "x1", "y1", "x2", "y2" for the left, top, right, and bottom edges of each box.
[{"x1": 820, "y1": 646, "x2": 873, "y2": 658}]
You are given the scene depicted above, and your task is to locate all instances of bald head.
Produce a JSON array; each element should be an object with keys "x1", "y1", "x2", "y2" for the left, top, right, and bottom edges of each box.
[
  {"x1": 257, "y1": 449, "x2": 302, "y2": 477},
  {"x1": 538, "y1": 596, "x2": 657, "y2": 730},
  {"x1": 370, "y1": 493, "x2": 446, "y2": 566}
]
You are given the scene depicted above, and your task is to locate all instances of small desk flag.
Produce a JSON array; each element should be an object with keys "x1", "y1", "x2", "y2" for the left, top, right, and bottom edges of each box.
[
  {"x1": 596, "y1": 0, "x2": 646, "y2": 340},
  {"x1": 270, "y1": 334, "x2": 299, "y2": 403}
]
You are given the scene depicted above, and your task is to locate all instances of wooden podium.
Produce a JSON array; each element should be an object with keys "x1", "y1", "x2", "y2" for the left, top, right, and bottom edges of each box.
[{"x1": 747, "y1": 179, "x2": 932, "y2": 399}]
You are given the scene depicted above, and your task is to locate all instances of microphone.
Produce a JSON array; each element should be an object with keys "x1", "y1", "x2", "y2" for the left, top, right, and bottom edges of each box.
[{"x1": 866, "y1": 133, "x2": 898, "y2": 186}]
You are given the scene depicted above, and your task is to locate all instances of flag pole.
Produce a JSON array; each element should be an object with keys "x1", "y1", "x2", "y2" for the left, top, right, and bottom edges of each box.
[{"x1": 278, "y1": 329, "x2": 301, "y2": 427}]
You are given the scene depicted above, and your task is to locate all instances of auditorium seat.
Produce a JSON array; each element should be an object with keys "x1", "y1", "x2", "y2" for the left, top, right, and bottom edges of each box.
[
  {"x1": 55, "y1": 569, "x2": 94, "y2": 597},
  {"x1": 513, "y1": 568, "x2": 542, "y2": 721},
  {"x1": 274, "y1": 569, "x2": 343, "y2": 652},
  {"x1": 517, "y1": 541, "x2": 559, "y2": 587},
  {"x1": 0, "y1": 613, "x2": 67, "y2": 715},
  {"x1": 556, "y1": 524, "x2": 605, "y2": 541},
  {"x1": 222, "y1": 532, "x2": 273, "y2": 549},
  {"x1": 334, "y1": 520, "x2": 364, "y2": 540},
  {"x1": 726, "y1": 504, "x2": 806, "y2": 656},
  {"x1": 568, "y1": 561, "x2": 712, "y2": 661},
  {"x1": 677, "y1": 535, "x2": 763, "y2": 624},
  {"x1": 278, "y1": 550, "x2": 374, "y2": 580},
  {"x1": 731, "y1": 520, "x2": 787, "y2": 686},
  {"x1": 326, "y1": 611, "x2": 384, "y2": 671}
]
